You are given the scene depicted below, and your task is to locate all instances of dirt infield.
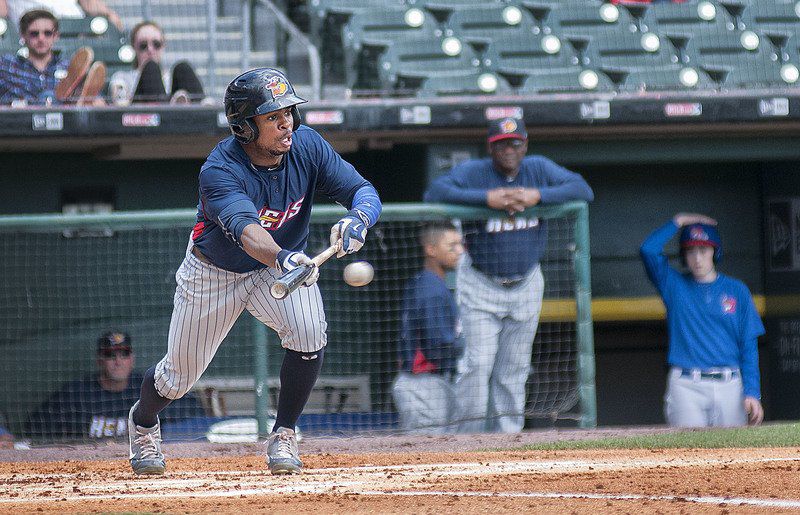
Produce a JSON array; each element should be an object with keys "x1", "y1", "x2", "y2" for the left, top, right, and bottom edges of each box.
[{"x1": 2, "y1": 429, "x2": 800, "y2": 513}]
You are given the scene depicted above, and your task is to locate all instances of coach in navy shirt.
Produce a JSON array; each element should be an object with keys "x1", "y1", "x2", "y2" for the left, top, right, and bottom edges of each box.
[{"x1": 424, "y1": 118, "x2": 593, "y2": 433}]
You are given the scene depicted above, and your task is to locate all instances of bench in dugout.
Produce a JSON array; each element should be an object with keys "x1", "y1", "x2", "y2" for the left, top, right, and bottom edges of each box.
[{"x1": 192, "y1": 375, "x2": 371, "y2": 416}]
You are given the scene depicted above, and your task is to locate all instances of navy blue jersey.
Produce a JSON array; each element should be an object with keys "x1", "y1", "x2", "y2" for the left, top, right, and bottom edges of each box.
[
  {"x1": 25, "y1": 373, "x2": 205, "y2": 441},
  {"x1": 641, "y1": 221, "x2": 765, "y2": 398},
  {"x1": 424, "y1": 155, "x2": 593, "y2": 278},
  {"x1": 398, "y1": 270, "x2": 462, "y2": 375},
  {"x1": 193, "y1": 126, "x2": 381, "y2": 273}
]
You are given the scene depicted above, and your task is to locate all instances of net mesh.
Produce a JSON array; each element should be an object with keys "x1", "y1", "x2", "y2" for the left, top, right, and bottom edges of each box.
[{"x1": 0, "y1": 205, "x2": 589, "y2": 443}]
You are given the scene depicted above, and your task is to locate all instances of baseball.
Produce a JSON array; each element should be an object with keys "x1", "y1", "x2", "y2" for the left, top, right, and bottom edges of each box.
[{"x1": 343, "y1": 261, "x2": 374, "y2": 287}]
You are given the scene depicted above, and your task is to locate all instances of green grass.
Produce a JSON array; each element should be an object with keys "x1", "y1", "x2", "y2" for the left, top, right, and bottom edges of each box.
[{"x1": 516, "y1": 423, "x2": 800, "y2": 451}]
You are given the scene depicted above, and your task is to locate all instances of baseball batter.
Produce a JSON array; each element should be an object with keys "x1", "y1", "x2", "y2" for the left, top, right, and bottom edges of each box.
[
  {"x1": 392, "y1": 221, "x2": 464, "y2": 434},
  {"x1": 424, "y1": 117, "x2": 594, "y2": 434},
  {"x1": 127, "y1": 68, "x2": 382, "y2": 475},
  {"x1": 640, "y1": 213, "x2": 764, "y2": 427}
]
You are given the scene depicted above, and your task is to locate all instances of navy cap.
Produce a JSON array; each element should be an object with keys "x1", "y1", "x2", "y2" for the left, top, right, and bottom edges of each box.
[
  {"x1": 97, "y1": 331, "x2": 132, "y2": 352},
  {"x1": 487, "y1": 117, "x2": 527, "y2": 143}
]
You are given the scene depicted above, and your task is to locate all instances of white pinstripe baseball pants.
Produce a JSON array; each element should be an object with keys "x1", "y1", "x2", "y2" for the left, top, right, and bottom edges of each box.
[{"x1": 154, "y1": 245, "x2": 327, "y2": 400}]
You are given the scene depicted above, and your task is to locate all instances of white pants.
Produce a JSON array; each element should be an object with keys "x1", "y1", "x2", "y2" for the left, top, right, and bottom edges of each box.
[
  {"x1": 154, "y1": 245, "x2": 327, "y2": 400},
  {"x1": 664, "y1": 367, "x2": 747, "y2": 427},
  {"x1": 392, "y1": 372, "x2": 455, "y2": 434},
  {"x1": 452, "y1": 259, "x2": 544, "y2": 433}
]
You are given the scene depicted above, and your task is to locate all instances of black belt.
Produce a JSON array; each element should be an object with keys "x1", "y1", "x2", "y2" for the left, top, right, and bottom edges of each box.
[
  {"x1": 680, "y1": 368, "x2": 740, "y2": 380},
  {"x1": 472, "y1": 266, "x2": 526, "y2": 288}
]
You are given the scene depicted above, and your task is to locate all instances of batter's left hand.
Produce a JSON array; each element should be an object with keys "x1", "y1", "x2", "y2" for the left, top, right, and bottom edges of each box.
[
  {"x1": 744, "y1": 396, "x2": 763, "y2": 426},
  {"x1": 330, "y1": 211, "x2": 367, "y2": 258}
]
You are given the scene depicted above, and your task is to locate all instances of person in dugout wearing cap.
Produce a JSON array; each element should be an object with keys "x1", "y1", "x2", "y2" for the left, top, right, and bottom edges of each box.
[
  {"x1": 25, "y1": 330, "x2": 205, "y2": 441},
  {"x1": 424, "y1": 117, "x2": 594, "y2": 433}
]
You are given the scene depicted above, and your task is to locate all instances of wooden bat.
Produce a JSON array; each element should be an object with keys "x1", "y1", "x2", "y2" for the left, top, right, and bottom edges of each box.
[{"x1": 269, "y1": 242, "x2": 341, "y2": 300}]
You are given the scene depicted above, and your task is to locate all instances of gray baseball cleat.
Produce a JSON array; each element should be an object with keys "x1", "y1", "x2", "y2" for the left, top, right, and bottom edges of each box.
[
  {"x1": 128, "y1": 401, "x2": 166, "y2": 475},
  {"x1": 266, "y1": 427, "x2": 302, "y2": 475}
]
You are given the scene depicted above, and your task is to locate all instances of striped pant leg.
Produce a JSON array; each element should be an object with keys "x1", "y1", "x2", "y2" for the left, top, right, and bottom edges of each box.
[
  {"x1": 154, "y1": 252, "x2": 248, "y2": 400},
  {"x1": 244, "y1": 267, "x2": 328, "y2": 352}
]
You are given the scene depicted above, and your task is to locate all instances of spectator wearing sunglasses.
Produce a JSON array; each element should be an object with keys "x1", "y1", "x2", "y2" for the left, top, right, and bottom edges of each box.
[
  {"x1": 0, "y1": 0, "x2": 124, "y2": 32},
  {"x1": 25, "y1": 331, "x2": 204, "y2": 442},
  {"x1": 0, "y1": 9, "x2": 106, "y2": 106},
  {"x1": 109, "y1": 20, "x2": 204, "y2": 105}
]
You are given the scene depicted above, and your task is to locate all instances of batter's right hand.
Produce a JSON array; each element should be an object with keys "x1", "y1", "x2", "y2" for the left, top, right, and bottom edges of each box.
[{"x1": 276, "y1": 250, "x2": 319, "y2": 287}]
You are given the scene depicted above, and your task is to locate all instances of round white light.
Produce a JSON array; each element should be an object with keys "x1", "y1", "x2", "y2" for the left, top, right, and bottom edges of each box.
[
  {"x1": 17, "y1": 47, "x2": 28, "y2": 58},
  {"x1": 118, "y1": 44, "x2": 135, "y2": 63},
  {"x1": 795, "y1": 2, "x2": 800, "y2": 19},
  {"x1": 579, "y1": 70, "x2": 599, "y2": 89},
  {"x1": 442, "y1": 36, "x2": 462, "y2": 56},
  {"x1": 90, "y1": 16, "x2": 109, "y2": 35},
  {"x1": 404, "y1": 8, "x2": 424, "y2": 28},
  {"x1": 641, "y1": 33, "x2": 660, "y2": 52},
  {"x1": 781, "y1": 63, "x2": 799, "y2": 83},
  {"x1": 698, "y1": 2, "x2": 716, "y2": 21},
  {"x1": 502, "y1": 6, "x2": 522, "y2": 26},
  {"x1": 679, "y1": 67, "x2": 699, "y2": 87},
  {"x1": 741, "y1": 30, "x2": 759, "y2": 50},
  {"x1": 599, "y1": 4, "x2": 619, "y2": 23},
  {"x1": 542, "y1": 35, "x2": 561, "y2": 54},
  {"x1": 478, "y1": 73, "x2": 499, "y2": 93},
  {"x1": 0, "y1": 18, "x2": 7, "y2": 37}
]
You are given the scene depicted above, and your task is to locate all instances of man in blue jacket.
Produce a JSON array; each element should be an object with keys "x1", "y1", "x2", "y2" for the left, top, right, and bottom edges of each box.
[
  {"x1": 640, "y1": 213, "x2": 764, "y2": 427},
  {"x1": 424, "y1": 118, "x2": 594, "y2": 433}
]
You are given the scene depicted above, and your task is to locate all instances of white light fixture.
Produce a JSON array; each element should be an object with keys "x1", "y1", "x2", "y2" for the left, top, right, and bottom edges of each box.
[
  {"x1": 579, "y1": 70, "x2": 599, "y2": 89},
  {"x1": 90, "y1": 16, "x2": 109, "y2": 35},
  {"x1": 698, "y1": 2, "x2": 716, "y2": 21},
  {"x1": 404, "y1": 8, "x2": 424, "y2": 28},
  {"x1": 641, "y1": 33, "x2": 660, "y2": 52},
  {"x1": 0, "y1": 19, "x2": 7, "y2": 37},
  {"x1": 502, "y1": 6, "x2": 522, "y2": 26},
  {"x1": 118, "y1": 44, "x2": 135, "y2": 63},
  {"x1": 599, "y1": 4, "x2": 619, "y2": 23},
  {"x1": 740, "y1": 31, "x2": 759, "y2": 51},
  {"x1": 478, "y1": 73, "x2": 499, "y2": 93},
  {"x1": 781, "y1": 63, "x2": 799, "y2": 83},
  {"x1": 679, "y1": 67, "x2": 699, "y2": 87},
  {"x1": 542, "y1": 35, "x2": 561, "y2": 54},
  {"x1": 442, "y1": 36, "x2": 462, "y2": 56}
]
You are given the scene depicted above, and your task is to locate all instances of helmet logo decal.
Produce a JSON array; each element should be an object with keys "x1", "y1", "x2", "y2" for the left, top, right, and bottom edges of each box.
[
  {"x1": 689, "y1": 226, "x2": 709, "y2": 242},
  {"x1": 266, "y1": 76, "x2": 288, "y2": 99},
  {"x1": 499, "y1": 118, "x2": 517, "y2": 134}
]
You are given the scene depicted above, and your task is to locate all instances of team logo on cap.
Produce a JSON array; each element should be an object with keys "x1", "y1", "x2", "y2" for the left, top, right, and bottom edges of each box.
[
  {"x1": 499, "y1": 118, "x2": 518, "y2": 134},
  {"x1": 266, "y1": 76, "x2": 288, "y2": 99},
  {"x1": 689, "y1": 226, "x2": 709, "y2": 242},
  {"x1": 109, "y1": 333, "x2": 126, "y2": 345},
  {"x1": 721, "y1": 295, "x2": 737, "y2": 314}
]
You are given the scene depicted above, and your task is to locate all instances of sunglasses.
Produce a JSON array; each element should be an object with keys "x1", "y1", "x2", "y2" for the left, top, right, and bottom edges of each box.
[
  {"x1": 27, "y1": 30, "x2": 55, "y2": 38},
  {"x1": 491, "y1": 139, "x2": 525, "y2": 149},
  {"x1": 100, "y1": 349, "x2": 132, "y2": 359},
  {"x1": 137, "y1": 40, "x2": 163, "y2": 51}
]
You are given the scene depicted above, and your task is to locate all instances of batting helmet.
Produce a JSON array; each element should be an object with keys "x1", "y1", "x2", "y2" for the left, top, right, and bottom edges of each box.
[
  {"x1": 679, "y1": 223, "x2": 722, "y2": 263},
  {"x1": 224, "y1": 68, "x2": 307, "y2": 144}
]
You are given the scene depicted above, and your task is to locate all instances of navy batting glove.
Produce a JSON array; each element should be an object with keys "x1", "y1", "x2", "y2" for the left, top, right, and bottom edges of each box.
[
  {"x1": 276, "y1": 250, "x2": 318, "y2": 287},
  {"x1": 329, "y1": 210, "x2": 368, "y2": 258}
]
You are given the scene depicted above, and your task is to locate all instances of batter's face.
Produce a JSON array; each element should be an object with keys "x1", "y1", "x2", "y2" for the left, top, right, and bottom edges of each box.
[
  {"x1": 23, "y1": 18, "x2": 58, "y2": 60},
  {"x1": 428, "y1": 230, "x2": 464, "y2": 271},
  {"x1": 97, "y1": 349, "x2": 134, "y2": 383},
  {"x1": 251, "y1": 107, "x2": 294, "y2": 159},
  {"x1": 489, "y1": 138, "x2": 528, "y2": 176},
  {"x1": 684, "y1": 245, "x2": 716, "y2": 282}
]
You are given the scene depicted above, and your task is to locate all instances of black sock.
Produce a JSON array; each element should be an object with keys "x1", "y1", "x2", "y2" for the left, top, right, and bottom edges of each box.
[
  {"x1": 272, "y1": 347, "x2": 325, "y2": 432},
  {"x1": 133, "y1": 60, "x2": 167, "y2": 103},
  {"x1": 133, "y1": 365, "x2": 172, "y2": 427},
  {"x1": 171, "y1": 61, "x2": 204, "y2": 99}
]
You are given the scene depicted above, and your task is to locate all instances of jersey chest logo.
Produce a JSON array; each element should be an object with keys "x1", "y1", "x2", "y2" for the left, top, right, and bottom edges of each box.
[
  {"x1": 721, "y1": 295, "x2": 737, "y2": 314},
  {"x1": 258, "y1": 197, "x2": 304, "y2": 230}
]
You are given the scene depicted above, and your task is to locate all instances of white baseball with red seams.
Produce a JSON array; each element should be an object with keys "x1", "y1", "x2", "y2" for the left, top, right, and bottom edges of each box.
[{"x1": 343, "y1": 261, "x2": 374, "y2": 287}]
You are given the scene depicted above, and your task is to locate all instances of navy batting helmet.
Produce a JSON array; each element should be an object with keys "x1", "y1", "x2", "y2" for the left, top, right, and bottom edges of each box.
[
  {"x1": 680, "y1": 223, "x2": 722, "y2": 263},
  {"x1": 224, "y1": 68, "x2": 307, "y2": 144}
]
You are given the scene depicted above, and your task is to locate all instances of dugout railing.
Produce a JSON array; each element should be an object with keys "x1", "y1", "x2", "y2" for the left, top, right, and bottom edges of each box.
[{"x1": 0, "y1": 202, "x2": 594, "y2": 443}]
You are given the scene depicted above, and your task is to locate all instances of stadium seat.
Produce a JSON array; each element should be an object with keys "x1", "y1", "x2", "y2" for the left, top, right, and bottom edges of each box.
[
  {"x1": 341, "y1": 7, "x2": 440, "y2": 90},
  {"x1": 644, "y1": 0, "x2": 732, "y2": 35},
  {"x1": 440, "y1": 4, "x2": 537, "y2": 46},
  {"x1": 482, "y1": 33, "x2": 580, "y2": 84},
  {"x1": 412, "y1": 70, "x2": 513, "y2": 97},
  {"x1": 518, "y1": 67, "x2": 615, "y2": 94},
  {"x1": 375, "y1": 36, "x2": 483, "y2": 95},
  {"x1": 0, "y1": 17, "x2": 20, "y2": 56}
]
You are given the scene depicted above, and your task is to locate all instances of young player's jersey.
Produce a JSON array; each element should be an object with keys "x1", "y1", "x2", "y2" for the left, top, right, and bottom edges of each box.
[
  {"x1": 640, "y1": 221, "x2": 765, "y2": 398},
  {"x1": 25, "y1": 373, "x2": 205, "y2": 441},
  {"x1": 398, "y1": 270, "x2": 462, "y2": 375},
  {"x1": 424, "y1": 155, "x2": 593, "y2": 279},
  {"x1": 192, "y1": 126, "x2": 381, "y2": 273}
]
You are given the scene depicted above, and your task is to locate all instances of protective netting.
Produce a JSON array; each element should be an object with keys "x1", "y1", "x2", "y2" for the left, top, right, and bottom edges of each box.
[{"x1": 0, "y1": 203, "x2": 591, "y2": 444}]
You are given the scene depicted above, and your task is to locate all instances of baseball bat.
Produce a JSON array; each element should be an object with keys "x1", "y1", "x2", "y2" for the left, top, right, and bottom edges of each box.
[{"x1": 269, "y1": 242, "x2": 341, "y2": 300}]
